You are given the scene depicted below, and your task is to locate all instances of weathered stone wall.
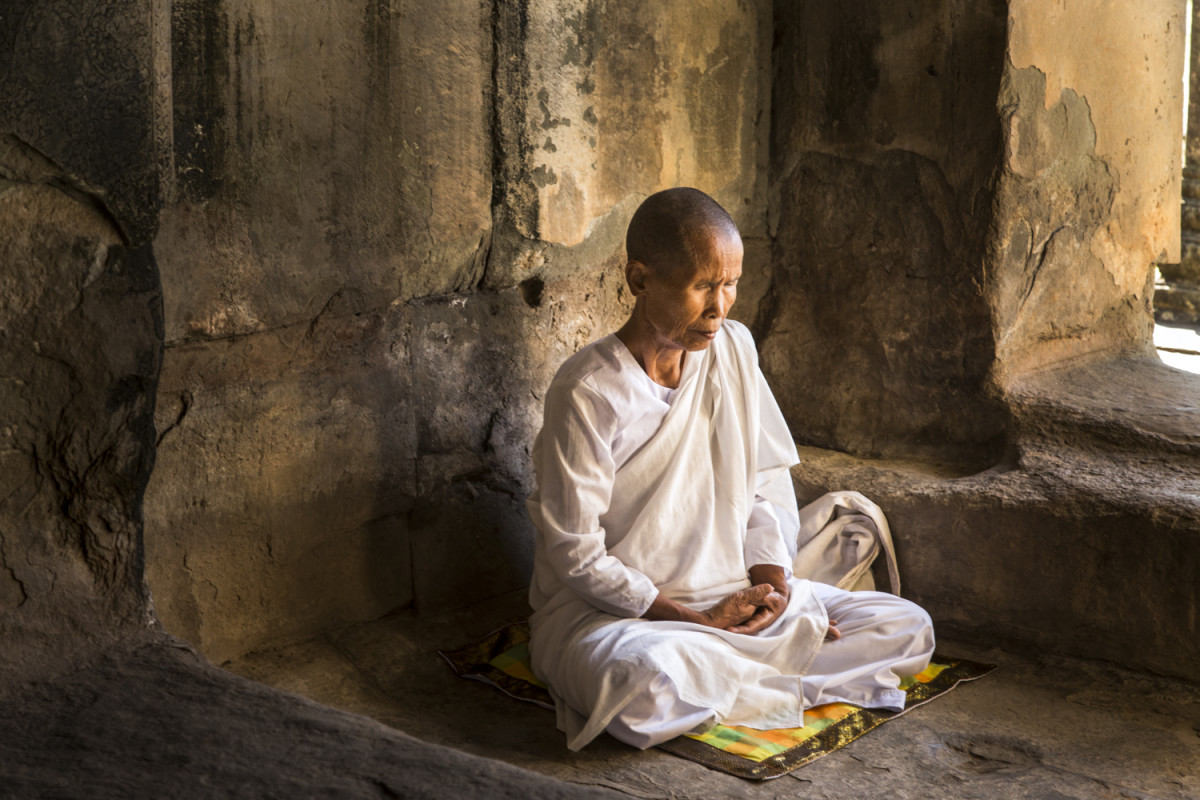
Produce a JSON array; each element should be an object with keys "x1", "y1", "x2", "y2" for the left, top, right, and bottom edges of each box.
[
  {"x1": 0, "y1": 0, "x2": 163, "y2": 689},
  {"x1": 763, "y1": 1, "x2": 1010, "y2": 468},
  {"x1": 991, "y1": 0, "x2": 1184, "y2": 379},
  {"x1": 764, "y1": 0, "x2": 1184, "y2": 462},
  {"x1": 3, "y1": 0, "x2": 1189, "y2": 682},
  {"x1": 144, "y1": 0, "x2": 774, "y2": 661}
]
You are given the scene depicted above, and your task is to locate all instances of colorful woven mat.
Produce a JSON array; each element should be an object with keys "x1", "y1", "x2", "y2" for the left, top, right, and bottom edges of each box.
[{"x1": 439, "y1": 620, "x2": 995, "y2": 780}]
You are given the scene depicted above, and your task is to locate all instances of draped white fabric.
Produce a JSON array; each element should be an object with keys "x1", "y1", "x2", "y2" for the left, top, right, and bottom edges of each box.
[{"x1": 526, "y1": 321, "x2": 932, "y2": 751}]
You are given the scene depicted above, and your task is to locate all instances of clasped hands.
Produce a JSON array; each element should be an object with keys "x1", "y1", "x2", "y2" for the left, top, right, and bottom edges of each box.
[
  {"x1": 703, "y1": 581, "x2": 790, "y2": 635},
  {"x1": 643, "y1": 564, "x2": 841, "y2": 639}
]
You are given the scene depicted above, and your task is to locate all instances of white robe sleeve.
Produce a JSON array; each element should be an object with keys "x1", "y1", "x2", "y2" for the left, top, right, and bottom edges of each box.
[
  {"x1": 743, "y1": 493, "x2": 795, "y2": 573},
  {"x1": 531, "y1": 376, "x2": 659, "y2": 617}
]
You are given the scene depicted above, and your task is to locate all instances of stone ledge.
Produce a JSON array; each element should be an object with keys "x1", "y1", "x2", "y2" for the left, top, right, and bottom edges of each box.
[{"x1": 792, "y1": 356, "x2": 1200, "y2": 683}]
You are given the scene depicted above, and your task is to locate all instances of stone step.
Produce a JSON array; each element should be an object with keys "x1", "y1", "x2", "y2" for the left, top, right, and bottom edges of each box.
[{"x1": 794, "y1": 351, "x2": 1200, "y2": 690}]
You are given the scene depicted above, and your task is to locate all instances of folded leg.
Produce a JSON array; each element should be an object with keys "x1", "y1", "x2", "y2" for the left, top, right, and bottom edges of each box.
[
  {"x1": 606, "y1": 673, "x2": 717, "y2": 749},
  {"x1": 801, "y1": 582, "x2": 935, "y2": 712}
]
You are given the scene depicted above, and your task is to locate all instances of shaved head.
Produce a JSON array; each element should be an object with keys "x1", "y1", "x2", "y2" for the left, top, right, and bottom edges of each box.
[{"x1": 626, "y1": 188, "x2": 740, "y2": 275}]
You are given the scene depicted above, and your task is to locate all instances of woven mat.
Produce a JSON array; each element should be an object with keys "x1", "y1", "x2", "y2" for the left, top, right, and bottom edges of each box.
[{"x1": 439, "y1": 620, "x2": 994, "y2": 780}]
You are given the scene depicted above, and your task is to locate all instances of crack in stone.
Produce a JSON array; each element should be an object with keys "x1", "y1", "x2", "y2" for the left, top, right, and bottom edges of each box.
[{"x1": 155, "y1": 390, "x2": 193, "y2": 447}]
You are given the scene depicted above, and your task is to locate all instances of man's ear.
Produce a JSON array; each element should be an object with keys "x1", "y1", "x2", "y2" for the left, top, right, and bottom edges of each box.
[{"x1": 625, "y1": 260, "x2": 649, "y2": 297}]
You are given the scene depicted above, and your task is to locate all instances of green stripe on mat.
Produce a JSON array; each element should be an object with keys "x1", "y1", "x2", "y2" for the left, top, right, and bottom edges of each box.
[{"x1": 439, "y1": 620, "x2": 995, "y2": 780}]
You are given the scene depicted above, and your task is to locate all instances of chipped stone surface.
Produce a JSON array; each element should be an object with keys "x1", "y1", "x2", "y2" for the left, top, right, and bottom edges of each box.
[
  {"x1": 1009, "y1": 0, "x2": 1184, "y2": 268},
  {"x1": 500, "y1": 0, "x2": 771, "y2": 246},
  {"x1": 988, "y1": 63, "x2": 1154, "y2": 378},
  {"x1": 0, "y1": 136, "x2": 162, "y2": 689}
]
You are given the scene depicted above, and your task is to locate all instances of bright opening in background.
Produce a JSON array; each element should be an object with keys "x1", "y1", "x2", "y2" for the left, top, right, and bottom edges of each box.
[{"x1": 1154, "y1": 0, "x2": 1200, "y2": 374}]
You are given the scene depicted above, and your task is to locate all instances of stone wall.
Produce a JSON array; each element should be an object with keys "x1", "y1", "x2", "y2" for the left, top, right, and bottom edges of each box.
[
  {"x1": 0, "y1": 0, "x2": 163, "y2": 689},
  {"x1": 993, "y1": 0, "x2": 1183, "y2": 378},
  {"x1": 143, "y1": 0, "x2": 774, "y2": 661},
  {"x1": 763, "y1": 1, "x2": 1010, "y2": 469},
  {"x1": 763, "y1": 0, "x2": 1184, "y2": 463},
  {"x1": 2, "y1": 0, "x2": 1191, "y2": 679}
]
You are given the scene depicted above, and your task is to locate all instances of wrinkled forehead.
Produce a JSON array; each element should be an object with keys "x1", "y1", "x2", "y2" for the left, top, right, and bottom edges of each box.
[{"x1": 666, "y1": 226, "x2": 743, "y2": 273}]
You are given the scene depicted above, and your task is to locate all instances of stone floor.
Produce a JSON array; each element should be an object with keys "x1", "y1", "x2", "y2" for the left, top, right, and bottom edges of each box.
[
  {"x1": 0, "y1": 631, "x2": 623, "y2": 799},
  {"x1": 226, "y1": 589, "x2": 1200, "y2": 800}
]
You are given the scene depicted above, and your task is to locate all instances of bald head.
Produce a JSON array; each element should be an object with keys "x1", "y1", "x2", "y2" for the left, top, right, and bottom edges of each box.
[{"x1": 626, "y1": 188, "x2": 740, "y2": 276}]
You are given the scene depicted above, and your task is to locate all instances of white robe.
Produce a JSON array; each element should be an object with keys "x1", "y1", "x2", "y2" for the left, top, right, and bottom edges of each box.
[{"x1": 527, "y1": 321, "x2": 931, "y2": 751}]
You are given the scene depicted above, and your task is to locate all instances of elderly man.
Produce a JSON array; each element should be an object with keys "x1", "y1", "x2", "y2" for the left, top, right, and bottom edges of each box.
[{"x1": 526, "y1": 188, "x2": 934, "y2": 751}]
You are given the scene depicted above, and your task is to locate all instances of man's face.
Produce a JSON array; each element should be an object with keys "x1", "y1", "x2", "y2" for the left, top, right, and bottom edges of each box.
[{"x1": 638, "y1": 231, "x2": 743, "y2": 352}]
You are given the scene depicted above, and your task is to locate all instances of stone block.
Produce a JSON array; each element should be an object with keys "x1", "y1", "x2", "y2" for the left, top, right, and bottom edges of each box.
[
  {"x1": 772, "y1": 1, "x2": 1007, "y2": 191},
  {"x1": 145, "y1": 306, "x2": 417, "y2": 662},
  {"x1": 497, "y1": 0, "x2": 770, "y2": 248},
  {"x1": 0, "y1": 0, "x2": 162, "y2": 244},
  {"x1": 159, "y1": 0, "x2": 493, "y2": 339},
  {"x1": 764, "y1": 2, "x2": 1007, "y2": 467},
  {"x1": 761, "y1": 149, "x2": 1004, "y2": 467}
]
